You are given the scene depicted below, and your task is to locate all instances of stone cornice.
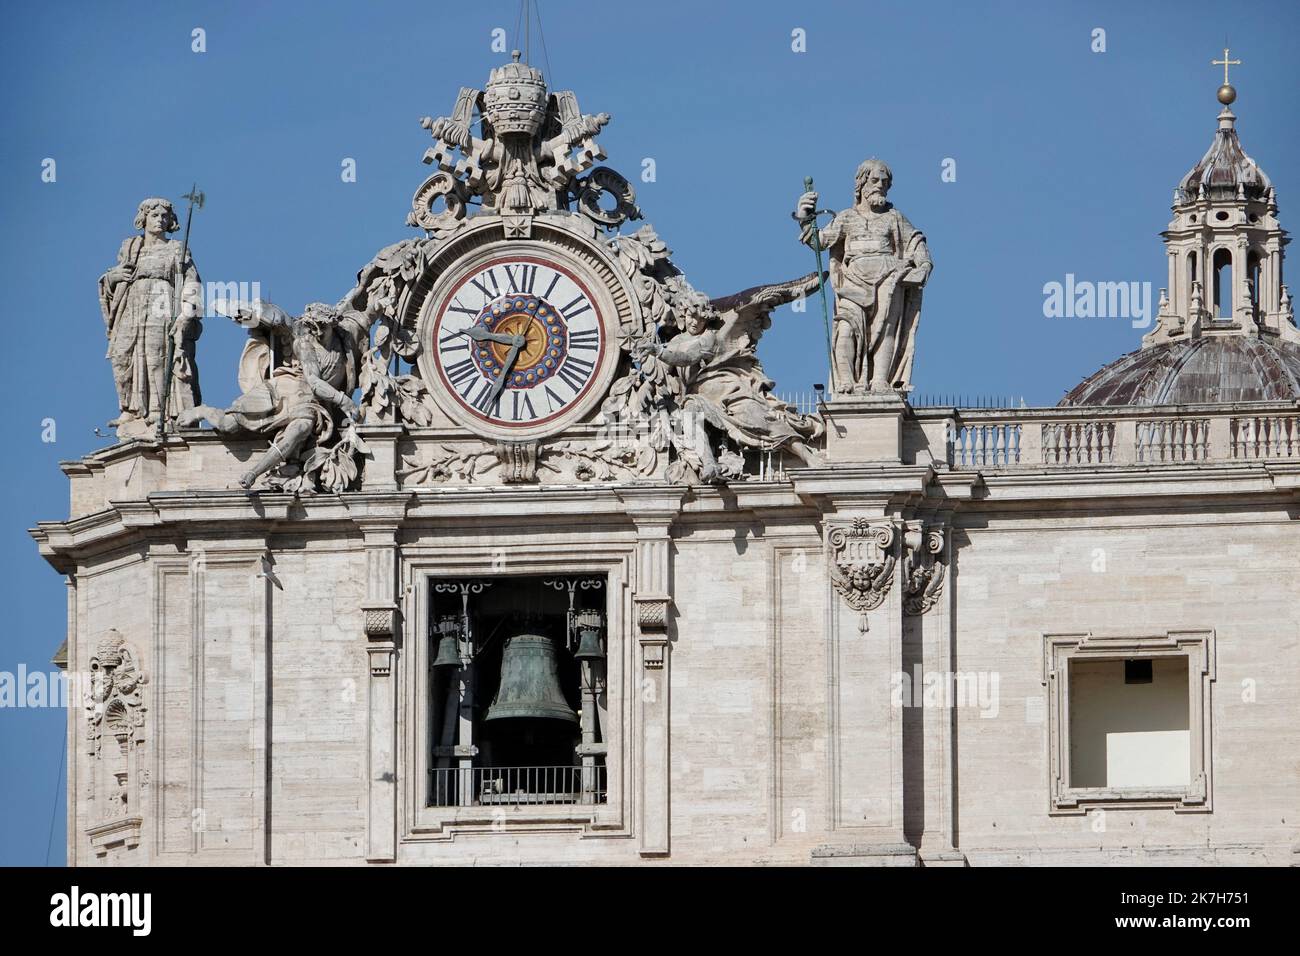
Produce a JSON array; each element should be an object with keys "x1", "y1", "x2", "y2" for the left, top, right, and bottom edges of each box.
[
  {"x1": 973, "y1": 461, "x2": 1300, "y2": 500},
  {"x1": 31, "y1": 457, "x2": 1300, "y2": 575}
]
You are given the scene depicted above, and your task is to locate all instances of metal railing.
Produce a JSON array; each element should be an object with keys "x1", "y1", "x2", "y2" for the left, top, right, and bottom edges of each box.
[{"x1": 430, "y1": 764, "x2": 607, "y2": 807}]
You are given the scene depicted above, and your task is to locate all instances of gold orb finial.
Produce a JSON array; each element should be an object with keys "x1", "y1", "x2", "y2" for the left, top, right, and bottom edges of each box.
[{"x1": 1211, "y1": 47, "x2": 1241, "y2": 105}]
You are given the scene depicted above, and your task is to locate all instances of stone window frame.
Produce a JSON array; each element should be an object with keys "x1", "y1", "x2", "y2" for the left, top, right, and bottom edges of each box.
[
  {"x1": 1042, "y1": 629, "x2": 1215, "y2": 815},
  {"x1": 400, "y1": 547, "x2": 634, "y2": 842}
]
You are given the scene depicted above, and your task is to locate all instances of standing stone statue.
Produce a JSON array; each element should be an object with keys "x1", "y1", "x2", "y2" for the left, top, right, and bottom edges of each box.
[
  {"x1": 795, "y1": 160, "x2": 932, "y2": 393},
  {"x1": 98, "y1": 198, "x2": 203, "y2": 438}
]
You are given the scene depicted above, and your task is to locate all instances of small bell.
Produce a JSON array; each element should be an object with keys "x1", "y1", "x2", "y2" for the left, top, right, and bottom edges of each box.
[
  {"x1": 572, "y1": 609, "x2": 605, "y2": 662},
  {"x1": 432, "y1": 615, "x2": 462, "y2": 669}
]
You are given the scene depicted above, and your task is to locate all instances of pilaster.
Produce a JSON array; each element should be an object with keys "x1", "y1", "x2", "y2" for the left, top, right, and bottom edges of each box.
[
  {"x1": 615, "y1": 486, "x2": 685, "y2": 857},
  {"x1": 345, "y1": 493, "x2": 413, "y2": 863}
]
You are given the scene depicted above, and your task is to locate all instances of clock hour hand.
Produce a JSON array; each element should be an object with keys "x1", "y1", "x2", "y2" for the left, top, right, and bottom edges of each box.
[{"x1": 467, "y1": 325, "x2": 519, "y2": 347}]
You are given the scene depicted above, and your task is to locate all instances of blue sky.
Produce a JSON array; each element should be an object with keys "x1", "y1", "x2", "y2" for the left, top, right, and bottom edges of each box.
[{"x1": 1, "y1": 0, "x2": 1295, "y2": 865}]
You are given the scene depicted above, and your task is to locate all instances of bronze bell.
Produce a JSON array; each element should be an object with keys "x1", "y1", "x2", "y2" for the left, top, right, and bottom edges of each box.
[
  {"x1": 432, "y1": 615, "x2": 462, "y2": 669},
  {"x1": 485, "y1": 633, "x2": 578, "y2": 724},
  {"x1": 572, "y1": 609, "x2": 605, "y2": 662}
]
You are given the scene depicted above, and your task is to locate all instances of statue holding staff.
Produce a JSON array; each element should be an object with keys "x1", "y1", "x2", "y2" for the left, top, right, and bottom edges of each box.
[
  {"x1": 794, "y1": 160, "x2": 932, "y2": 393},
  {"x1": 98, "y1": 198, "x2": 203, "y2": 437}
]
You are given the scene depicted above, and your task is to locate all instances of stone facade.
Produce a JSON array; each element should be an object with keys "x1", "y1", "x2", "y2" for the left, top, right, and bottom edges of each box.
[{"x1": 31, "y1": 58, "x2": 1299, "y2": 866}]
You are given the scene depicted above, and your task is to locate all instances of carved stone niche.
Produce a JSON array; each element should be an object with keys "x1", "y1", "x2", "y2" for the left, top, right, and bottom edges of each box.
[
  {"x1": 902, "y1": 524, "x2": 945, "y2": 616},
  {"x1": 827, "y1": 519, "x2": 896, "y2": 632},
  {"x1": 83, "y1": 630, "x2": 148, "y2": 858}
]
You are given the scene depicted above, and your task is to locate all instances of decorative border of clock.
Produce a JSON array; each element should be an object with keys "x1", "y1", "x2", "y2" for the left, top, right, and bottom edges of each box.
[{"x1": 410, "y1": 218, "x2": 634, "y2": 442}]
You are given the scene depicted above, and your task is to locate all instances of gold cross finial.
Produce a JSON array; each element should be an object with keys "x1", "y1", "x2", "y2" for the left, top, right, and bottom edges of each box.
[{"x1": 1212, "y1": 47, "x2": 1241, "y2": 86}]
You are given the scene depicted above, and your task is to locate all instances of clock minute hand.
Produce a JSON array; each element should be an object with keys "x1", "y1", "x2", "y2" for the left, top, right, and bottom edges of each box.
[{"x1": 485, "y1": 333, "x2": 526, "y2": 410}]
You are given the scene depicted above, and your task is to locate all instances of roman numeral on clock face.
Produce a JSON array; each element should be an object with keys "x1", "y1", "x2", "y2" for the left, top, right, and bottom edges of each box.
[
  {"x1": 556, "y1": 354, "x2": 595, "y2": 391},
  {"x1": 445, "y1": 357, "x2": 478, "y2": 388},
  {"x1": 469, "y1": 269, "x2": 500, "y2": 300},
  {"x1": 568, "y1": 328, "x2": 599, "y2": 351},
  {"x1": 470, "y1": 379, "x2": 502, "y2": 415},
  {"x1": 512, "y1": 390, "x2": 537, "y2": 421},
  {"x1": 504, "y1": 264, "x2": 538, "y2": 294},
  {"x1": 558, "y1": 294, "x2": 592, "y2": 321}
]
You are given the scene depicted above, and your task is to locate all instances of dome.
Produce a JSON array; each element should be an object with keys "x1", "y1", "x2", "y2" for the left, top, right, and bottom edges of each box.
[
  {"x1": 1177, "y1": 108, "x2": 1272, "y2": 203},
  {"x1": 1060, "y1": 335, "x2": 1300, "y2": 406}
]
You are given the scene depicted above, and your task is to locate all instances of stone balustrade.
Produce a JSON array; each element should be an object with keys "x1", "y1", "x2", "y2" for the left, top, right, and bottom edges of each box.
[{"x1": 916, "y1": 402, "x2": 1300, "y2": 470}]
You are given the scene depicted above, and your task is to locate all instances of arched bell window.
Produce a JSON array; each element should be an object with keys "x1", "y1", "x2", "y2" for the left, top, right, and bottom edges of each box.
[
  {"x1": 1212, "y1": 247, "x2": 1234, "y2": 318},
  {"x1": 1247, "y1": 249, "x2": 1262, "y2": 313}
]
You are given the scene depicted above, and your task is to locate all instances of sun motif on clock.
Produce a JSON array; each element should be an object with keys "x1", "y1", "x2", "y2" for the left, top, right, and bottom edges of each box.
[{"x1": 424, "y1": 249, "x2": 615, "y2": 440}]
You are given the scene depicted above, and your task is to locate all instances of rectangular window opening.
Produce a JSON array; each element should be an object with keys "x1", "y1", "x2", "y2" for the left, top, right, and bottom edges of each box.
[
  {"x1": 1068, "y1": 656, "x2": 1190, "y2": 789},
  {"x1": 427, "y1": 573, "x2": 609, "y2": 809}
]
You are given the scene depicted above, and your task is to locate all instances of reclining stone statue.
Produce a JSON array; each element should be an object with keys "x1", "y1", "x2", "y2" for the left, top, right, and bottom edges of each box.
[{"x1": 177, "y1": 300, "x2": 369, "y2": 492}]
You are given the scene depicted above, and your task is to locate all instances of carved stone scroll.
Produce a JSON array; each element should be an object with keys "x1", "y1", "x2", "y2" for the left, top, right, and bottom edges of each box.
[{"x1": 902, "y1": 524, "x2": 946, "y2": 616}]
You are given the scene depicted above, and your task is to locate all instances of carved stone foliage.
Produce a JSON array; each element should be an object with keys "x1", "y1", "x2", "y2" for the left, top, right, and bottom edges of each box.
[
  {"x1": 828, "y1": 519, "x2": 896, "y2": 631},
  {"x1": 85, "y1": 630, "x2": 148, "y2": 759},
  {"x1": 903, "y1": 525, "x2": 946, "y2": 615},
  {"x1": 397, "y1": 436, "x2": 658, "y2": 486}
]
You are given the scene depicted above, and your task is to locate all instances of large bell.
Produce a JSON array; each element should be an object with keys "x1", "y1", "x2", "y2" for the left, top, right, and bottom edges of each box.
[{"x1": 485, "y1": 633, "x2": 578, "y2": 724}]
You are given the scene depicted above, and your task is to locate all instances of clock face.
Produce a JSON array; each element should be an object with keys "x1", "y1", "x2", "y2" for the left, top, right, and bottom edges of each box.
[{"x1": 427, "y1": 252, "x2": 612, "y2": 438}]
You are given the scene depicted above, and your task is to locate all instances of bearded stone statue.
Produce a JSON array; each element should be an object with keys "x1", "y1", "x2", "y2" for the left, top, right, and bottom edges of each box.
[{"x1": 795, "y1": 159, "x2": 932, "y2": 393}]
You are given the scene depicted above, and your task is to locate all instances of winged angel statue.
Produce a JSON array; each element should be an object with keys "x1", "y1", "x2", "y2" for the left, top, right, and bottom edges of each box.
[{"x1": 600, "y1": 227, "x2": 826, "y2": 484}]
